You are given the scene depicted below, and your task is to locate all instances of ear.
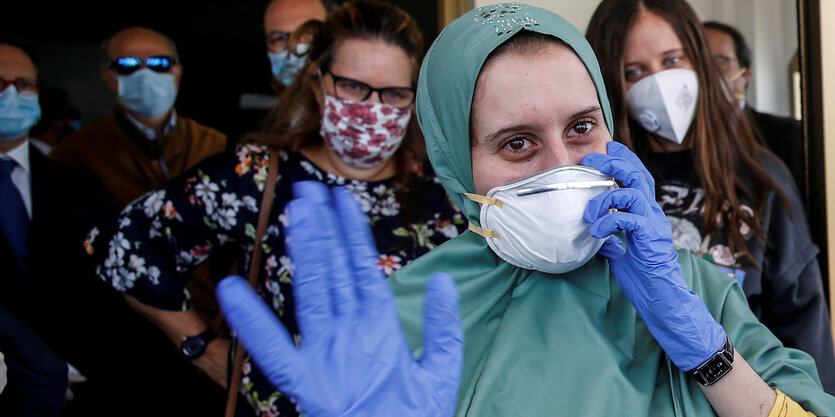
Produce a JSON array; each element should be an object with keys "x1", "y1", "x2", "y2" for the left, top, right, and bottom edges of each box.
[
  {"x1": 173, "y1": 64, "x2": 183, "y2": 88},
  {"x1": 741, "y1": 67, "x2": 752, "y2": 84},
  {"x1": 308, "y1": 62, "x2": 324, "y2": 113}
]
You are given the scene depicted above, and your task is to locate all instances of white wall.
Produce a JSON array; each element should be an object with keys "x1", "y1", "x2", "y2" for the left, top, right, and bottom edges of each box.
[{"x1": 471, "y1": 0, "x2": 798, "y2": 117}]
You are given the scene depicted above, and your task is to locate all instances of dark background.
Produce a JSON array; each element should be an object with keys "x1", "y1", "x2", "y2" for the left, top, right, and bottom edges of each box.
[{"x1": 4, "y1": 0, "x2": 438, "y2": 137}]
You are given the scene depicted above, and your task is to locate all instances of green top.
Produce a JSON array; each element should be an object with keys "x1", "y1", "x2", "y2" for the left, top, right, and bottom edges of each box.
[{"x1": 390, "y1": 2, "x2": 835, "y2": 415}]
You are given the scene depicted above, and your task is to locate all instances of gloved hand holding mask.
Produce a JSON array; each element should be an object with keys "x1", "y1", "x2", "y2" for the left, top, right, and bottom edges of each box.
[
  {"x1": 581, "y1": 141, "x2": 727, "y2": 372},
  {"x1": 217, "y1": 181, "x2": 463, "y2": 417}
]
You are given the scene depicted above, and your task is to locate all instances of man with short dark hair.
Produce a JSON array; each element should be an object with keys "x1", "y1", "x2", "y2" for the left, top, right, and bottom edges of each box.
[{"x1": 704, "y1": 21, "x2": 806, "y2": 202}]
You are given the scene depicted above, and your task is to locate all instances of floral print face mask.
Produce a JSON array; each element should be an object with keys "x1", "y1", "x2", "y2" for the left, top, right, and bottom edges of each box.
[{"x1": 319, "y1": 93, "x2": 412, "y2": 168}]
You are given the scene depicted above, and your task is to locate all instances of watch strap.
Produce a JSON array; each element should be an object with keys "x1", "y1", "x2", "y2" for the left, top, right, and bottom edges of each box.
[
  {"x1": 688, "y1": 336, "x2": 734, "y2": 386},
  {"x1": 181, "y1": 329, "x2": 215, "y2": 359}
]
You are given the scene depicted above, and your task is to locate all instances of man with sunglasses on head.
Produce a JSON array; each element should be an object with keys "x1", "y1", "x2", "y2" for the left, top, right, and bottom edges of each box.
[{"x1": 51, "y1": 26, "x2": 226, "y2": 209}]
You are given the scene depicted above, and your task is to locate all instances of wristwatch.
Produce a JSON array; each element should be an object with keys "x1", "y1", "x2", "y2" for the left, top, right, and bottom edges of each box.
[
  {"x1": 688, "y1": 336, "x2": 734, "y2": 386},
  {"x1": 180, "y1": 330, "x2": 215, "y2": 360}
]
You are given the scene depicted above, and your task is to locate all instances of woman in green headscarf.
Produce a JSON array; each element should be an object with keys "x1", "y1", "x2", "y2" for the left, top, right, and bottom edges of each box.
[{"x1": 215, "y1": 3, "x2": 835, "y2": 417}]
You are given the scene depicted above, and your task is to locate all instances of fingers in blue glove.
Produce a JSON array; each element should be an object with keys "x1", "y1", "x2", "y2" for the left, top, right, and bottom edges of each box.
[
  {"x1": 581, "y1": 142, "x2": 655, "y2": 199},
  {"x1": 291, "y1": 181, "x2": 359, "y2": 317},
  {"x1": 217, "y1": 275, "x2": 298, "y2": 388},
  {"x1": 286, "y1": 182, "x2": 340, "y2": 340},
  {"x1": 584, "y1": 188, "x2": 655, "y2": 224},
  {"x1": 331, "y1": 186, "x2": 392, "y2": 308},
  {"x1": 597, "y1": 236, "x2": 626, "y2": 259}
]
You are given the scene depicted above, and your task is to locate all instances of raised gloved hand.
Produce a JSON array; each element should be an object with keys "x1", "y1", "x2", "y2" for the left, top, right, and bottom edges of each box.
[
  {"x1": 217, "y1": 181, "x2": 463, "y2": 417},
  {"x1": 581, "y1": 141, "x2": 726, "y2": 371}
]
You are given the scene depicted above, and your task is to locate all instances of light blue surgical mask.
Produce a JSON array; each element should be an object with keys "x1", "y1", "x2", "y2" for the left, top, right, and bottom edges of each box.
[
  {"x1": 268, "y1": 43, "x2": 310, "y2": 87},
  {"x1": 0, "y1": 87, "x2": 41, "y2": 141},
  {"x1": 117, "y1": 68, "x2": 178, "y2": 119}
]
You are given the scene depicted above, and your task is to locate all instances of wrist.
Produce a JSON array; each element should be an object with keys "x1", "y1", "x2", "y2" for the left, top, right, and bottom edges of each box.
[
  {"x1": 686, "y1": 336, "x2": 734, "y2": 386},
  {"x1": 180, "y1": 329, "x2": 215, "y2": 360}
]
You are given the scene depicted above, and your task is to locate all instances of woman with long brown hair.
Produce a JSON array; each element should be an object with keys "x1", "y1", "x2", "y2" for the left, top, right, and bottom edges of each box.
[
  {"x1": 586, "y1": 0, "x2": 835, "y2": 392},
  {"x1": 84, "y1": 1, "x2": 464, "y2": 415}
]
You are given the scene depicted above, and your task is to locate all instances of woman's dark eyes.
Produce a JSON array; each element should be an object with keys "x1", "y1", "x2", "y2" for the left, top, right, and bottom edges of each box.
[
  {"x1": 505, "y1": 138, "x2": 528, "y2": 151},
  {"x1": 569, "y1": 120, "x2": 594, "y2": 136}
]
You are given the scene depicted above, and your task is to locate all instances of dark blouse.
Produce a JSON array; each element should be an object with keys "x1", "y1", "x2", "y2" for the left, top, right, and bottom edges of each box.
[
  {"x1": 86, "y1": 142, "x2": 466, "y2": 415},
  {"x1": 643, "y1": 148, "x2": 835, "y2": 393}
]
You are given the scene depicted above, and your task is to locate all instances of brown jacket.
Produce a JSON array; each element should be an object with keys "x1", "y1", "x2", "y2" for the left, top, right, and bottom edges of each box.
[{"x1": 51, "y1": 110, "x2": 226, "y2": 208}]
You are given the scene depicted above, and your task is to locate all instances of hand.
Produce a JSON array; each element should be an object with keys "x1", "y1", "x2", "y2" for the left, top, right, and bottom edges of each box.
[
  {"x1": 193, "y1": 338, "x2": 230, "y2": 388},
  {"x1": 217, "y1": 181, "x2": 463, "y2": 417},
  {"x1": 581, "y1": 141, "x2": 726, "y2": 371}
]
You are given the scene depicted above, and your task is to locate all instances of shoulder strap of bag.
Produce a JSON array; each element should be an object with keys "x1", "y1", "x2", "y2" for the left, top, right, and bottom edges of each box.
[{"x1": 225, "y1": 147, "x2": 280, "y2": 417}]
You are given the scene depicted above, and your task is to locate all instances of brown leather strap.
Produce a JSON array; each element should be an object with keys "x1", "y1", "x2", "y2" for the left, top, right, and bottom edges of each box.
[{"x1": 225, "y1": 147, "x2": 280, "y2": 417}]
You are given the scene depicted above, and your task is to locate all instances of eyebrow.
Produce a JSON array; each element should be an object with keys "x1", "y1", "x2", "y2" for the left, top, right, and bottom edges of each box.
[
  {"x1": 565, "y1": 105, "x2": 602, "y2": 122},
  {"x1": 624, "y1": 48, "x2": 684, "y2": 67},
  {"x1": 479, "y1": 105, "x2": 602, "y2": 144},
  {"x1": 481, "y1": 124, "x2": 536, "y2": 145}
]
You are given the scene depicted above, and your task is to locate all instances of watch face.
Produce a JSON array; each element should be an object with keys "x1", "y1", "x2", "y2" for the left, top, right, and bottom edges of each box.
[{"x1": 181, "y1": 336, "x2": 207, "y2": 359}]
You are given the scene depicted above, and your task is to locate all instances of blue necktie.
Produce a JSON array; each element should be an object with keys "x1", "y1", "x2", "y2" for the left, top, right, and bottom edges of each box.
[{"x1": 0, "y1": 159, "x2": 29, "y2": 275}]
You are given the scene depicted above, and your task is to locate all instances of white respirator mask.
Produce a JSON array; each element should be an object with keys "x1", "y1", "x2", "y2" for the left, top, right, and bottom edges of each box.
[
  {"x1": 626, "y1": 68, "x2": 699, "y2": 144},
  {"x1": 465, "y1": 165, "x2": 618, "y2": 274}
]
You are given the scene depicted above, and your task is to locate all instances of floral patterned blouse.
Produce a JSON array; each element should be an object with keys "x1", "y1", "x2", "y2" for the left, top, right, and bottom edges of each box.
[{"x1": 86, "y1": 142, "x2": 465, "y2": 416}]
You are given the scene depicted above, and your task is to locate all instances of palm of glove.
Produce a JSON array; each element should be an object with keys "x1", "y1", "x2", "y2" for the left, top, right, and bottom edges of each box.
[
  {"x1": 581, "y1": 141, "x2": 726, "y2": 371},
  {"x1": 217, "y1": 182, "x2": 462, "y2": 417}
]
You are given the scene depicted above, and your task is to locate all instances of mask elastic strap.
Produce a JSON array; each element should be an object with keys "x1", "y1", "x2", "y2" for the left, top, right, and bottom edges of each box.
[
  {"x1": 463, "y1": 193, "x2": 504, "y2": 208},
  {"x1": 463, "y1": 192, "x2": 502, "y2": 239},
  {"x1": 468, "y1": 222, "x2": 499, "y2": 239},
  {"x1": 726, "y1": 67, "x2": 747, "y2": 83}
]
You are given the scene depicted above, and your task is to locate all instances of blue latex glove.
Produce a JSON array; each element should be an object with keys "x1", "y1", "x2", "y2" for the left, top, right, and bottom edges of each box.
[
  {"x1": 581, "y1": 141, "x2": 726, "y2": 371},
  {"x1": 217, "y1": 181, "x2": 463, "y2": 417}
]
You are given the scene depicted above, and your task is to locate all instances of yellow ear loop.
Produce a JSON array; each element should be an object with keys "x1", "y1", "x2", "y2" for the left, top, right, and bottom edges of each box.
[
  {"x1": 726, "y1": 68, "x2": 747, "y2": 100},
  {"x1": 726, "y1": 67, "x2": 747, "y2": 83},
  {"x1": 463, "y1": 193, "x2": 502, "y2": 239}
]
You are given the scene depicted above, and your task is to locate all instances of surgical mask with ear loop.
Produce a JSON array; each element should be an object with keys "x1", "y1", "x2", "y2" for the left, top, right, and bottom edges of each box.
[
  {"x1": 465, "y1": 165, "x2": 619, "y2": 274},
  {"x1": 626, "y1": 68, "x2": 698, "y2": 144}
]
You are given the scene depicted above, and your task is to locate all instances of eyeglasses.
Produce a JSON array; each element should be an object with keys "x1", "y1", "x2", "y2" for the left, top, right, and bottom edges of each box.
[
  {"x1": 266, "y1": 31, "x2": 291, "y2": 52},
  {"x1": 324, "y1": 68, "x2": 415, "y2": 108},
  {"x1": 109, "y1": 55, "x2": 177, "y2": 75},
  {"x1": 0, "y1": 77, "x2": 39, "y2": 96}
]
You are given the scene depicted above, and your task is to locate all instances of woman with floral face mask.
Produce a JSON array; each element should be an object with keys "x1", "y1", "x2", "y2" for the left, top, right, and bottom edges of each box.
[
  {"x1": 215, "y1": 3, "x2": 835, "y2": 416},
  {"x1": 83, "y1": 1, "x2": 465, "y2": 416},
  {"x1": 586, "y1": 0, "x2": 835, "y2": 393}
]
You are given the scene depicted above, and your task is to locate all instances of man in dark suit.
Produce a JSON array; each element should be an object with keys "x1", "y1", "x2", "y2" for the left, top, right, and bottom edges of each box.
[
  {"x1": 0, "y1": 37, "x2": 218, "y2": 416},
  {"x1": 703, "y1": 21, "x2": 807, "y2": 202},
  {"x1": 0, "y1": 305, "x2": 68, "y2": 417}
]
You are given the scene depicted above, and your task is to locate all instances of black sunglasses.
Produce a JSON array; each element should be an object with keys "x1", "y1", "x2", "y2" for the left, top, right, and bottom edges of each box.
[{"x1": 109, "y1": 55, "x2": 177, "y2": 75}]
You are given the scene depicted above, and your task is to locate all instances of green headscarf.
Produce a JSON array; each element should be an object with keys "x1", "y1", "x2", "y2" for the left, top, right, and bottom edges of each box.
[
  {"x1": 415, "y1": 2, "x2": 613, "y2": 225},
  {"x1": 390, "y1": 3, "x2": 834, "y2": 416}
]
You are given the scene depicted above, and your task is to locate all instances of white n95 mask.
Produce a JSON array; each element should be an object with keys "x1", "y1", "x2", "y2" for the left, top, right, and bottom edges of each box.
[
  {"x1": 465, "y1": 165, "x2": 618, "y2": 274},
  {"x1": 626, "y1": 68, "x2": 698, "y2": 144}
]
